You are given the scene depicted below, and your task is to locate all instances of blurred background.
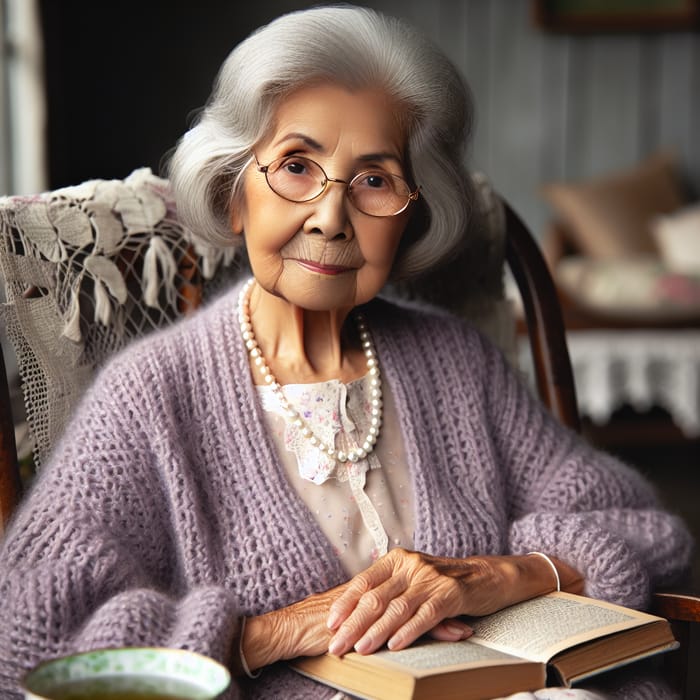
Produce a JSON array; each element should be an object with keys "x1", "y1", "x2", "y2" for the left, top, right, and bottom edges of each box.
[
  {"x1": 1, "y1": 0, "x2": 699, "y2": 575},
  {"x1": 3, "y1": 0, "x2": 699, "y2": 228}
]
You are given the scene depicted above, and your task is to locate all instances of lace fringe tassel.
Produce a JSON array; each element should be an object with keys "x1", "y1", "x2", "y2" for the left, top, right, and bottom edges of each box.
[{"x1": 143, "y1": 235, "x2": 177, "y2": 309}]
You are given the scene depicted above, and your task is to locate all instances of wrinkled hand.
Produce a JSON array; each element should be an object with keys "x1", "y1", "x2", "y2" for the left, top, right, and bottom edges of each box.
[
  {"x1": 242, "y1": 580, "x2": 355, "y2": 671},
  {"x1": 242, "y1": 549, "x2": 581, "y2": 672},
  {"x1": 325, "y1": 548, "x2": 570, "y2": 656}
]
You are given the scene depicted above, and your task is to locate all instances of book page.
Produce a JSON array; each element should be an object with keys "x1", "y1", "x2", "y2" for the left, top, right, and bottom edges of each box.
[
  {"x1": 467, "y1": 592, "x2": 655, "y2": 663},
  {"x1": 369, "y1": 639, "x2": 530, "y2": 675}
]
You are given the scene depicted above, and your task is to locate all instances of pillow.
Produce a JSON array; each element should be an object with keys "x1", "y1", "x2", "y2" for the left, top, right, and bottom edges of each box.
[
  {"x1": 555, "y1": 255, "x2": 700, "y2": 322},
  {"x1": 541, "y1": 152, "x2": 686, "y2": 259},
  {"x1": 0, "y1": 168, "x2": 238, "y2": 468},
  {"x1": 652, "y1": 203, "x2": 700, "y2": 274}
]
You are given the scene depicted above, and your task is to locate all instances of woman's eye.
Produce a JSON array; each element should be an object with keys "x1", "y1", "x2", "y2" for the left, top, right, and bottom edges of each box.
[
  {"x1": 361, "y1": 173, "x2": 389, "y2": 189},
  {"x1": 283, "y1": 160, "x2": 308, "y2": 176}
]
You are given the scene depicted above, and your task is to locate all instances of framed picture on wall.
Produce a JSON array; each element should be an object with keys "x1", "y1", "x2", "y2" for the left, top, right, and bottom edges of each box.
[{"x1": 532, "y1": 0, "x2": 700, "y2": 32}]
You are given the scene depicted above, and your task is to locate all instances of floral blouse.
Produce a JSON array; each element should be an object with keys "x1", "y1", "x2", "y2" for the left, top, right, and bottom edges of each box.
[{"x1": 257, "y1": 372, "x2": 414, "y2": 576}]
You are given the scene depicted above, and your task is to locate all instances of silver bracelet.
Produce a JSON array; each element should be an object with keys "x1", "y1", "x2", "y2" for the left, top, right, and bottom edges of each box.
[
  {"x1": 239, "y1": 616, "x2": 261, "y2": 679},
  {"x1": 527, "y1": 551, "x2": 561, "y2": 592}
]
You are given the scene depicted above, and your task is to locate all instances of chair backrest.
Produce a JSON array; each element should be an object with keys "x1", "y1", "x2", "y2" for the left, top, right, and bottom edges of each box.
[
  {"x1": 502, "y1": 200, "x2": 580, "y2": 431},
  {"x1": 386, "y1": 174, "x2": 580, "y2": 434},
  {"x1": 0, "y1": 168, "x2": 238, "y2": 532}
]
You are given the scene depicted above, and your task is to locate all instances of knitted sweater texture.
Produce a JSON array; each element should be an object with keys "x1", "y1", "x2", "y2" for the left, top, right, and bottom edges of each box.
[{"x1": 0, "y1": 283, "x2": 692, "y2": 699}]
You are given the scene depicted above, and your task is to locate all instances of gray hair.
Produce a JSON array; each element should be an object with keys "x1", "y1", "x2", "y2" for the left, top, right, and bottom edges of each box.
[{"x1": 167, "y1": 4, "x2": 474, "y2": 279}]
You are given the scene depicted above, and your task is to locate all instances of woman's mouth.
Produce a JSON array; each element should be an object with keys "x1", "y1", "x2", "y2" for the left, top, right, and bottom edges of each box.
[{"x1": 294, "y1": 259, "x2": 354, "y2": 276}]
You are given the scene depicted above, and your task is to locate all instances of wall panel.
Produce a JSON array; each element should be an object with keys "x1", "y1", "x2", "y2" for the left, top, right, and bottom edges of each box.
[{"x1": 580, "y1": 36, "x2": 645, "y2": 176}]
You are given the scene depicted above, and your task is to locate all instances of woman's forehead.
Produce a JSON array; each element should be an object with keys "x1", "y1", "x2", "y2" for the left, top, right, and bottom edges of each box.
[{"x1": 261, "y1": 83, "x2": 407, "y2": 159}]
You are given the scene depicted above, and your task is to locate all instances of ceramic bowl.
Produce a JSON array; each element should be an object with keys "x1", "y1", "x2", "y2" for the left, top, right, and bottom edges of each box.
[{"x1": 22, "y1": 647, "x2": 230, "y2": 699}]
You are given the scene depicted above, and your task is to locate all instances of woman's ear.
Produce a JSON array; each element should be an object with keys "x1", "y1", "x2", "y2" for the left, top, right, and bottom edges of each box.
[{"x1": 229, "y1": 202, "x2": 244, "y2": 236}]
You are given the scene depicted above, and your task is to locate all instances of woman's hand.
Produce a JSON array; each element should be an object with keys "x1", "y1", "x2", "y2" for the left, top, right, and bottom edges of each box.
[
  {"x1": 240, "y1": 581, "x2": 351, "y2": 672},
  {"x1": 326, "y1": 548, "x2": 583, "y2": 657},
  {"x1": 240, "y1": 548, "x2": 583, "y2": 672}
]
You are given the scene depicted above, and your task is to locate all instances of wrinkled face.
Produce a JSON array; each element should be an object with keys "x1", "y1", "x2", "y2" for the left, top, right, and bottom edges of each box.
[{"x1": 230, "y1": 83, "x2": 414, "y2": 311}]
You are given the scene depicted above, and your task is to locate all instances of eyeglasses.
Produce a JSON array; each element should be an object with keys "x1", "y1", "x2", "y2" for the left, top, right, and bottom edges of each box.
[{"x1": 255, "y1": 155, "x2": 419, "y2": 217}]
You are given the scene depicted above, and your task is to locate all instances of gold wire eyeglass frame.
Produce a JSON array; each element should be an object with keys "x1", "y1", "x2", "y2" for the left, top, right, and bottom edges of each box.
[{"x1": 254, "y1": 155, "x2": 419, "y2": 217}]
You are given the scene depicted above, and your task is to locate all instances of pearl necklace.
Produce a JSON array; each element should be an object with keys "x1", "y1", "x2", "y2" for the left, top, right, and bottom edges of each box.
[{"x1": 238, "y1": 278, "x2": 383, "y2": 464}]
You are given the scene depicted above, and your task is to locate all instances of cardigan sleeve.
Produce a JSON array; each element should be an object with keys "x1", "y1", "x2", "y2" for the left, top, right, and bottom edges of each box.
[
  {"x1": 0, "y1": 360, "x2": 242, "y2": 700},
  {"x1": 479, "y1": 333, "x2": 693, "y2": 609}
]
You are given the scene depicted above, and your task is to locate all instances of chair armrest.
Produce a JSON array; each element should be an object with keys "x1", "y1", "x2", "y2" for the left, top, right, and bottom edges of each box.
[
  {"x1": 652, "y1": 591, "x2": 700, "y2": 623},
  {"x1": 651, "y1": 588, "x2": 700, "y2": 697}
]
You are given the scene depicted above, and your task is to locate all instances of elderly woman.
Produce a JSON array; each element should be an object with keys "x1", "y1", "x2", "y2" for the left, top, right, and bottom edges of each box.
[{"x1": 0, "y1": 5, "x2": 692, "y2": 700}]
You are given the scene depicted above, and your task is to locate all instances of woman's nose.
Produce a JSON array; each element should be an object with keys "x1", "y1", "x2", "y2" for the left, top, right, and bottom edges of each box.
[{"x1": 304, "y1": 183, "x2": 354, "y2": 240}]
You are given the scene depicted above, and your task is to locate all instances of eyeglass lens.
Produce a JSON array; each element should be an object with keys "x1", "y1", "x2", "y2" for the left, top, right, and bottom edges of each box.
[{"x1": 263, "y1": 156, "x2": 415, "y2": 216}]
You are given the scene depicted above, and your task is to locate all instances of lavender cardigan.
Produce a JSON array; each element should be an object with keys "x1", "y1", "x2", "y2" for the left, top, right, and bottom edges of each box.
[{"x1": 0, "y1": 282, "x2": 692, "y2": 698}]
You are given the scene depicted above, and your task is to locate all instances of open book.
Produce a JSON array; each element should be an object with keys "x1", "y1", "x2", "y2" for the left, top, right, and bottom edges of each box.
[{"x1": 291, "y1": 592, "x2": 677, "y2": 700}]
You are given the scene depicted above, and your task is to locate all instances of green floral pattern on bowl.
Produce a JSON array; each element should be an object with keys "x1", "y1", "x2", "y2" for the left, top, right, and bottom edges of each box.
[{"x1": 23, "y1": 647, "x2": 230, "y2": 699}]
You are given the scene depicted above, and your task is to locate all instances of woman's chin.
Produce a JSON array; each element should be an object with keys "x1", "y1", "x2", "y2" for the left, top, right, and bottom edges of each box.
[{"x1": 274, "y1": 266, "x2": 361, "y2": 311}]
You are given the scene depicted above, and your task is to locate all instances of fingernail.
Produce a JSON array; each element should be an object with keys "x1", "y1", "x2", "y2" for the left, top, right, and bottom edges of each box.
[
  {"x1": 327, "y1": 611, "x2": 340, "y2": 630},
  {"x1": 328, "y1": 637, "x2": 346, "y2": 656},
  {"x1": 387, "y1": 635, "x2": 401, "y2": 650},
  {"x1": 354, "y1": 637, "x2": 371, "y2": 654},
  {"x1": 445, "y1": 623, "x2": 472, "y2": 639}
]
